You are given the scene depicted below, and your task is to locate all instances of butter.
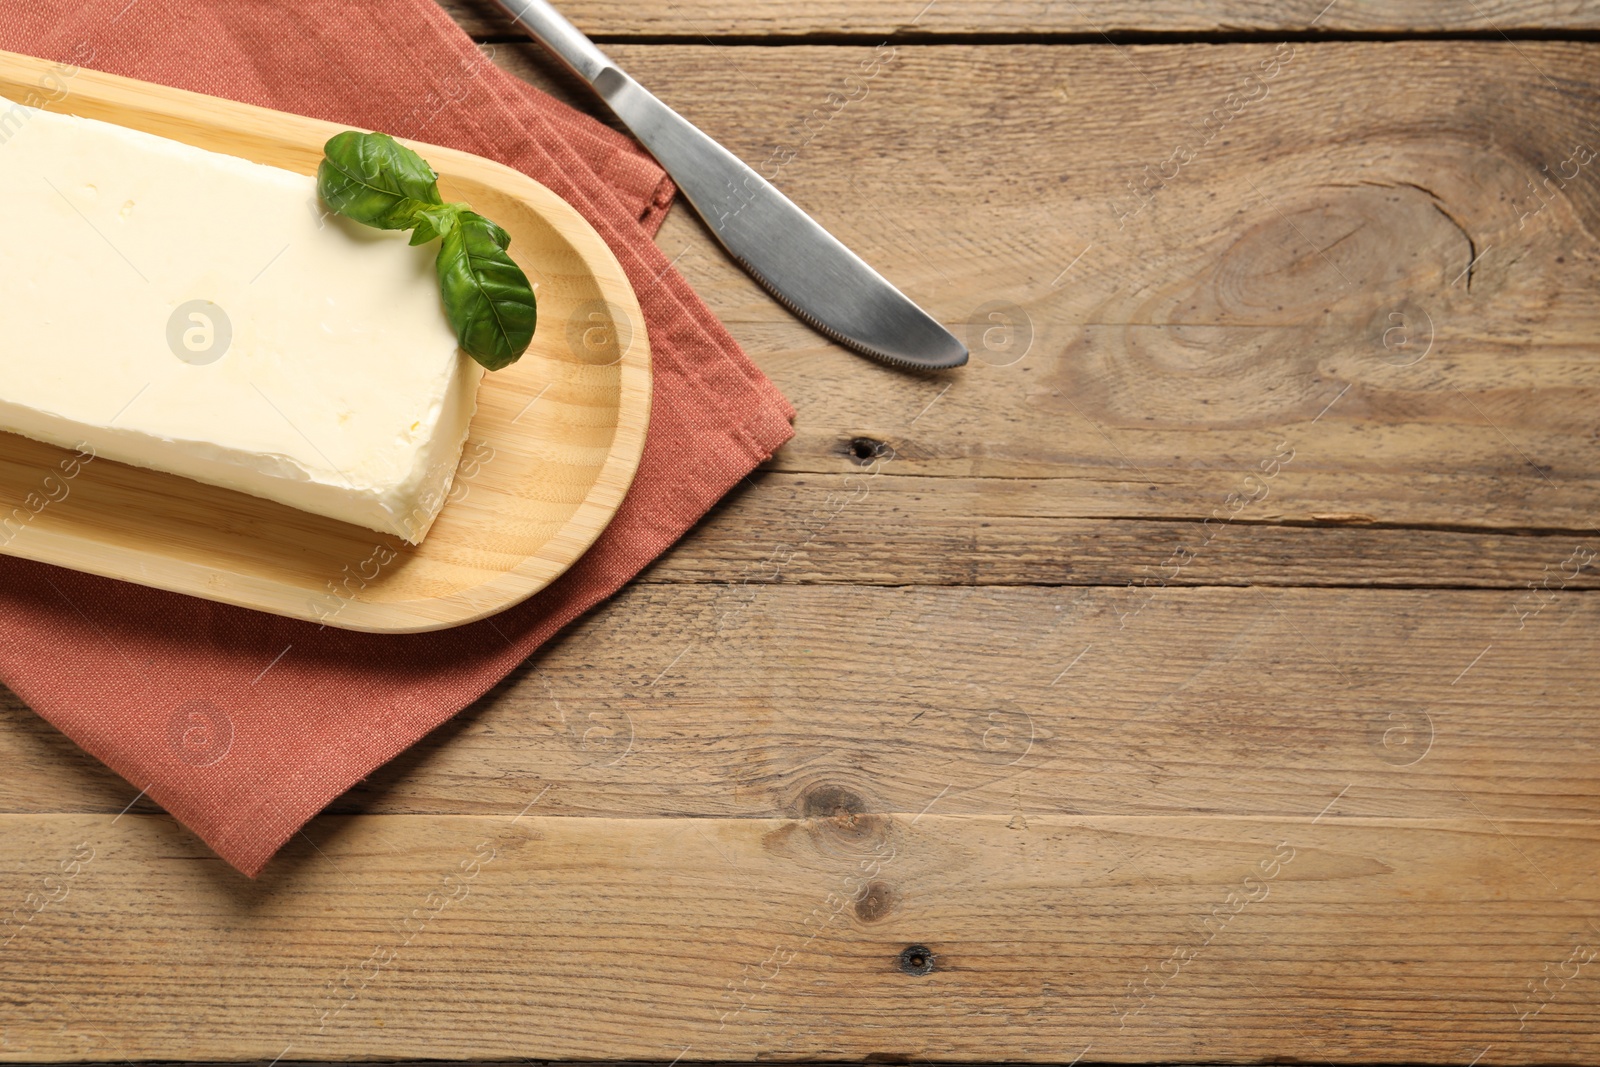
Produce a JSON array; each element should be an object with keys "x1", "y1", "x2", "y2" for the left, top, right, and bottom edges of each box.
[{"x1": 0, "y1": 101, "x2": 484, "y2": 543}]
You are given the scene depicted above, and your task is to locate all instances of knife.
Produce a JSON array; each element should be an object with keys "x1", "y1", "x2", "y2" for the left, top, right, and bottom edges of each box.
[{"x1": 488, "y1": 0, "x2": 968, "y2": 370}]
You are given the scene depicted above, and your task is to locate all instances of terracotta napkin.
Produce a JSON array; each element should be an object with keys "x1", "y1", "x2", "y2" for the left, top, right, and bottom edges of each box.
[{"x1": 0, "y1": 0, "x2": 795, "y2": 876}]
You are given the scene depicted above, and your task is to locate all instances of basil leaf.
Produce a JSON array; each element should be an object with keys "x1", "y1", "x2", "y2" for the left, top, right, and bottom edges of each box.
[
  {"x1": 435, "y1": 210, "x2": 537, "y2": 371},
  {"x1": 315, "y1": 130, "x2": 539, "y2": 372},
  {"x1": 408, "y1": 202, "x2": 465, "y2": 246},
  {"x1": 317, "y1": 131, "x2": 442, "y2": 230}
]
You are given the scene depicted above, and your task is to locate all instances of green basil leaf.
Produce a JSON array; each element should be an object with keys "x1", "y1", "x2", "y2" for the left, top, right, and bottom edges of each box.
[
  {"x1": 317, "y1": 131, "x2": 442, "y2": 230},
  {"x1": 315, "y1": 130, "x2": 539, "y2": 372},
  {"x1": 435, "y1": 210, "x2": 537, "y2": 371},
  {"x1": 408, "y1": 202, "x2": 465, "y2": 246}
]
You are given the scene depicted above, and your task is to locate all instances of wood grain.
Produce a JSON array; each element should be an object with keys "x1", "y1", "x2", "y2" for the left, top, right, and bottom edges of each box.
[
  {"x1": 6, "y1": 20, "x2": 1600, "y2": 1067},
  {"x1": 0, "y1": 50, "x2": 650, "y2": 633},
  {"x1": 440, "y1": 0, "x2": 1600, "y2": 39},
  {"x1": 515, "y1": 40, "x2": 1600, "y2": 538},
  {"x1": 4, "y1": 585, "x2": 1596, "y2": 823},
  {"x1": 2, "y1": 811, "x2": 1598, "y2": 1062},
  {"x1": 643, "y1": 473, "x2": 1600, "y2": 587}
]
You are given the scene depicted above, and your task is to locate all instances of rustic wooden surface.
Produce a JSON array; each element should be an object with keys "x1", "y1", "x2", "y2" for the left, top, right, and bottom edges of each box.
[
  {"x1": 5, "y1": 2, "x2": 1600, "y2": 1064},
  {"x1": 441, "y1": 0, "x2": 1600, "y2": 37}
]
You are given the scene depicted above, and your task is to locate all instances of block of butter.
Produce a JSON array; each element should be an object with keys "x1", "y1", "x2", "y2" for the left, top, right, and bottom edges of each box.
[{"x1": 0, "y1": 101, "x2": 484, "y2": 543}]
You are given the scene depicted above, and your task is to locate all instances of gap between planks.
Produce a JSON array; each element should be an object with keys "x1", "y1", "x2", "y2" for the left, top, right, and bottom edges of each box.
[
  {"x1": 9, "y1": 811, "x2": 1600, "y2": 824},
  {"x1": 475, "y1": 28, "x2": 1600, "y2": 46}
]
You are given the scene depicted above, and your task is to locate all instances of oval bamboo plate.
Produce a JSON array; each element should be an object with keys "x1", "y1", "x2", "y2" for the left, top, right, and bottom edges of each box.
[{"x1": 0, "y1": 50, "x2": 651, "y2": 633}]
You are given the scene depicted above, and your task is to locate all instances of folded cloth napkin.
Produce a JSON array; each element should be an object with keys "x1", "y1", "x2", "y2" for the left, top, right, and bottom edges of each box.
[{"x1": 0, "y1": 0, "x2": 795, "y2": 877}]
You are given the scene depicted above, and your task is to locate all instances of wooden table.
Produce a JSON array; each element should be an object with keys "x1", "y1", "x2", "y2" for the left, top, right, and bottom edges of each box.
[{"x1": 5, "y1": 1, "x2": 1600, "y2": 1062}]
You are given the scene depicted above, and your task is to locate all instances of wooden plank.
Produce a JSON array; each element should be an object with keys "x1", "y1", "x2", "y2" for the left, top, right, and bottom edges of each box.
[
  {"x1": 638, "y1": 473, "x2": 1600, "y2": 586},
  {"x1": 13, "y1": 463, "x2": 1588, "y2": 603},
  {"x1": 2, "y1": 811, "x2": 1597, "y2": 1062},
  {"x1": 484, "y1": 41, "x2": 1600, "y2": 534},
  {"x1": 441, "y1": 0, "x2": 1600, "y2": 39},
  {"x1": 6, "y1": 585, "x2": 1597, "y2": 823}
]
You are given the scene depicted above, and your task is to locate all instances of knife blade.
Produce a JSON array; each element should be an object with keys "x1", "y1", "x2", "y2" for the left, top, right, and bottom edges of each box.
[{"x1": 488, "y1": 0, "x2": 968, "y2": 370}]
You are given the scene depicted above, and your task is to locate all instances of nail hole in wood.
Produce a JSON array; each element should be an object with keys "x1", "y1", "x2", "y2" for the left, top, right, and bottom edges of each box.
[
  {"x1": 846, "y1": 436, "x2": 888, "y2": 464},
  {"x1": 899, "y1": 944, "x2": 934, "y2": 976}
]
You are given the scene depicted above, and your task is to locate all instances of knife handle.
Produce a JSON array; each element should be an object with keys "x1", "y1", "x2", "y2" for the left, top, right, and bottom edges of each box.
[{"x1": 490, "y1": 0, "x2": 613, "y2": 85}]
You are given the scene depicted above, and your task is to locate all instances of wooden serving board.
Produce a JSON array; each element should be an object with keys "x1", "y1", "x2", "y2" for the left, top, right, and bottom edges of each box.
[{"x1": 0, "y1": 49, "x2": 651, "y2": 634}]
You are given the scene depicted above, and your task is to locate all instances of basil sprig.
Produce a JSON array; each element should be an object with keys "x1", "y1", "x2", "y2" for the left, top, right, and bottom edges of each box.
[{"x1": 317, "y1": 131, "x2": 536, "y2": 371}]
